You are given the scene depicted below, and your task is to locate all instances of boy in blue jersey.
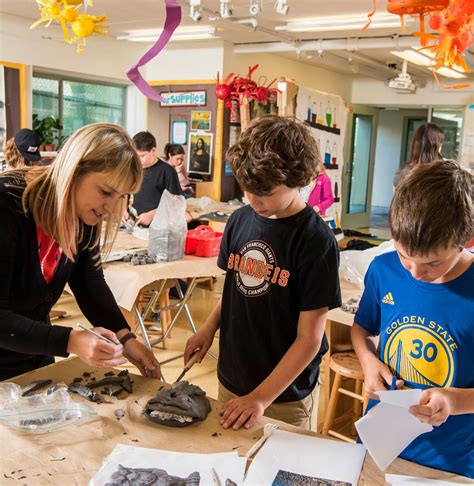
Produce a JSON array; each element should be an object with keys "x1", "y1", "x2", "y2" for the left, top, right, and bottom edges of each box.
[
  {"x1": 352, "y1": 160, "x2": 474, "y2": 478},
  {"x1": 184, "y1": 116, "x2": 341, "y2": 431}
]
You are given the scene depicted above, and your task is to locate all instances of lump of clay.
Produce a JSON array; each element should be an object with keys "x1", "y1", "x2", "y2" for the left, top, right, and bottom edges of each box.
[
  {"x1": 144, "y1": 381, "x2": 211, "y2": 427},
  {"x1": 105, "y1": 464, "x2": 200, "y2": 486}
]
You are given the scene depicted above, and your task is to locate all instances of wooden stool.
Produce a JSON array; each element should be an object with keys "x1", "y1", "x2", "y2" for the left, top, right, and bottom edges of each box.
[{"x1": 322, "y1": 352, "x2": 365, "y2": 443}]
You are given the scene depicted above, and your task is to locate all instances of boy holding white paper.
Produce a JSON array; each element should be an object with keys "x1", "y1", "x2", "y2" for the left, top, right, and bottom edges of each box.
[{"x1": 352, "y1": 160, "x2": 474, "y2": 478}]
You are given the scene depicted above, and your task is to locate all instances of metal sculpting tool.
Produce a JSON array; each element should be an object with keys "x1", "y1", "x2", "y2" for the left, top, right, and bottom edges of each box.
[{"x1": 77, "y1": 323, "x2": 120, "y2": 345}]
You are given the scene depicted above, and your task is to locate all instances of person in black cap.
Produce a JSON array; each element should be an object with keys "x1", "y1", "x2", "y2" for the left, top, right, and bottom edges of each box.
[{"x1": 3, "y1": 128, "x2": 42, "y2": 169}]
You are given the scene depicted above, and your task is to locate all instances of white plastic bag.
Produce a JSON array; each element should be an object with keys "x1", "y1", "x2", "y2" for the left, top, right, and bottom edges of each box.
[
  {"x1": 0, "y1": 383, "x2": 97, "y2": 433},
  {"x1": 148, "y1": 190, "x2": 187, "y2": 262},
  {"x1": 340, "y1": 239, "x2": 395, "y2": 289}
]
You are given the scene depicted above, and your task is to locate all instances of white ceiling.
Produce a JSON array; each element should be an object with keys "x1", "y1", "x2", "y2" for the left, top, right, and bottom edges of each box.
[{"x1": 1, "y1": 0, "x2": 472, "y2": 82}]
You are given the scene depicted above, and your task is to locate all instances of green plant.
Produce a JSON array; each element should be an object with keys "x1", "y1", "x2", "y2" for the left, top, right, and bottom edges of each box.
[{"x1": 32, "y1": 114, "x2": 62, "y2": 145}]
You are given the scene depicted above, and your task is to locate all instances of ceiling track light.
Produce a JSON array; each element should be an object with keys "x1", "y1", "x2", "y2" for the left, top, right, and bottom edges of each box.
[
  {"x1": 275, "y1": 0, "x2": 289, "y2": 15},
  {"x1": 189, "y1": 0, "x2": 203, "y2": 22},
  {"x1": 220, "y1": 0, "x2": 233, "y2": 18},
  {"x1": 249, "y1": 0, "x2": 263, "y2": 16}
]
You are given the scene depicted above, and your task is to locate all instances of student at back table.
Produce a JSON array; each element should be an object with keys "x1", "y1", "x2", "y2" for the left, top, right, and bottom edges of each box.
[
  {"x1": 132, "y1": 131, "x2": 183, "y2": 226},
  {"x1": 185, "y1": 116, "x2": 341, "y2": 431},
  {"x1": 352, "y1": 160, "x2": 474, "y2": 478}
]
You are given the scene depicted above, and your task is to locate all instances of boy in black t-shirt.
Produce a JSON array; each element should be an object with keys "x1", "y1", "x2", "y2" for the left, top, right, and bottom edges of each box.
[
  {"x1": 185, "y1": 116, "x2": 341, "y2": 431},
  {"x1": 132, "y1": 131, "x2": 183, "y2": 226}
]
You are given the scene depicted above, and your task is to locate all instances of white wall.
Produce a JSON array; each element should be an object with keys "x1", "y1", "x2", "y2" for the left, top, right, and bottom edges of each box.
[
  {"x1": 224, "y1": 44, "x2": 353, "y2": 102},
  {"x1": 146, "y1": 41, "x2": 225, "y2": 81},
  {"x1": 1, "y1": 13, "x2": 148, "y2": 130},
  {"x1": 0, "y1": 13, "x2": 146, "y2": 80},
  {"x1": 352, "y1": 76, "x2": 474, "y2": 107}
]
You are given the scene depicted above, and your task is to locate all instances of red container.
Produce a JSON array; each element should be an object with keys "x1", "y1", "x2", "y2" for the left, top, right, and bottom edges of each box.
[
  {"x1": 185, "y1": 225, "x2": 214, "y2": 255},
  {"x1": 195, "y1": 232, "x2": 223, "y2": 257}
]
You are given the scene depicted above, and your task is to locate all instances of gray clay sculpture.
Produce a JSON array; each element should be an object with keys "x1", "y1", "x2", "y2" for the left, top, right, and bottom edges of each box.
[
  {"x1": 144, "y1": 381, "x2": 211, "y2": 427},
  {"x1": 105, "y1": 464, "x2": 200, "y2": 485}
]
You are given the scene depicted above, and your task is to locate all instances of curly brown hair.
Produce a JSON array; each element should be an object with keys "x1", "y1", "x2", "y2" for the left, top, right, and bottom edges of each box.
[
  {"x1": 226, "y1": 115, "x2": 320, "y2": 196},
  {"x1": 390, "y1": 159, "x2": 473, "y2": 255},
  {"x1": 3, "y1": 137, "x2": 27, "y2": 169}
]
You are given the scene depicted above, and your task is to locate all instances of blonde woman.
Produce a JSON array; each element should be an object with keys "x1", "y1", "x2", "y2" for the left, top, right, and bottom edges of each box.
[{"x1": 0, "y1": 123, "x2": 162, "y2": 380}]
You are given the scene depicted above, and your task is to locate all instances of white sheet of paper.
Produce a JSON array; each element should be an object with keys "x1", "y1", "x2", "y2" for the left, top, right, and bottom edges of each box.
[
  {"x1": 244, "y1": 429, "x2": 366, "y2": 485},
  {"x1": 377, "y1": 389, "x2": 423, "y2": 409},
  {"x1": 386, "y1": 474, "x2": 466, "y2": 485},
  {"x1": 356, "y1": 401, "x2": 433, "y2": 471},
  {"x1": 90, "y1": 444, "x2": 246, "y2": 486}
]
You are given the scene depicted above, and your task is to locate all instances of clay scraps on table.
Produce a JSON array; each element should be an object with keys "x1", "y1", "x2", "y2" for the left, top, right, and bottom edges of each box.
[
  {"x1": 68, "y1": 370, "x2": 134, "y2": 403},
  {"x1": 21, "y1": 379, "x2": 53, "y2": 397},
  {"x1": 144, "y1": 381, "x2": 211, "y2": 427},
  {"x1": 105, "y1": 464, "x2": 200, "y2": 486}
]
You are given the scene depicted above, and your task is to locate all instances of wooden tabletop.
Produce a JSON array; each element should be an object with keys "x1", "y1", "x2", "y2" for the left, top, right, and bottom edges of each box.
[{"x1": 1, "y1": 358, "x2": 470, "y2": 485}]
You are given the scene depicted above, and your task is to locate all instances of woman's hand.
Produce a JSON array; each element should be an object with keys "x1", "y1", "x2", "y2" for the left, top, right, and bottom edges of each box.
[
  {"x1": 67, "y1": 328, "x2": 127, "y2": 368},
  {"x1": 313, "y1": 205, "x2": 321, "y2": 213},
  {"x1": 123, "y1": 338, "x2": 162, "y2": 380}
]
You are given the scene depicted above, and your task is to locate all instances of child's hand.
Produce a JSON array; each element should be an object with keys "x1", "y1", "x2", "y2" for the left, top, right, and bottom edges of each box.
[
  {"x1": 409, "y1": 388, "x2": 453, "y2": 426},
  {"x1": 362, "y1": 358, "x2": 404, "y2": 399},
  {"x1": 220, "y1": 394, "x2": 266, "y2": 430},
  {"x1": 184, "y1": 326, "x2": 215, "y2": 365}
]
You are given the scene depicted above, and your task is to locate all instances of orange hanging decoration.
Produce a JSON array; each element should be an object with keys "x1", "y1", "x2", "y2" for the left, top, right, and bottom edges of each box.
[
  {"x1": 413, "y1": 0, "x2": 473, "y2": 88},
  {"x1": 387, "y1": 0, "x2": 450, "y2": 41}
]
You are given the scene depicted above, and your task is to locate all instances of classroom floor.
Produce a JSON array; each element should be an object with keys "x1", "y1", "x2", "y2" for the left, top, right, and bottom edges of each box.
[
  {"x1": 52, "y1": 276, "x2": 336, "y2": 431},
  {"x1": 54, "y1": 279, "x2": 223, "y2": 399}
]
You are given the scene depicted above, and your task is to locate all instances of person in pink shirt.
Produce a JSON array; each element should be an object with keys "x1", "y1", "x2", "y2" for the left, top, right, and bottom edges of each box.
[{"x1": 308, "y1": 162, "x2": 334, "y2": 216}]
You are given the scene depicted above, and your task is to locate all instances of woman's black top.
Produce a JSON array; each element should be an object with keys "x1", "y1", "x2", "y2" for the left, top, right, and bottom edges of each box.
[{"x1": 0, "y1": 174, "x2": 129, "y2": 379}]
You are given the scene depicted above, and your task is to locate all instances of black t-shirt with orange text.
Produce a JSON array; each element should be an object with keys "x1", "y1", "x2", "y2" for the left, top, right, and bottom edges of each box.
[{"x1": 217, "y1": 204, "x2": 341, "y2": 402}]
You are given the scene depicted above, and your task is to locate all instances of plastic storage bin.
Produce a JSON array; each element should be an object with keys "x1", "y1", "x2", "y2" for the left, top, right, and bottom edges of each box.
[{"x1": 185, "y1": 225, "x2": 222, "y2": 257}]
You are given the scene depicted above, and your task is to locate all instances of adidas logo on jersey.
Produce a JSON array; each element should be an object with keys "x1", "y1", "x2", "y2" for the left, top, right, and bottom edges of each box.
[{"x1": 382, "y1": 292, "x2": 395, "y2": 305}]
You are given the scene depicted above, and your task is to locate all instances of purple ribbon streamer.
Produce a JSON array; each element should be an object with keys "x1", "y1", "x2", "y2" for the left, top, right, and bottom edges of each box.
[{"x1": 126, "y1": 0, "x2": 182, "y2": 102}]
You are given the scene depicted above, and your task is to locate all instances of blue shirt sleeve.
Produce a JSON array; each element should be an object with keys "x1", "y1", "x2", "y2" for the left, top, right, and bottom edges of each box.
[{"x1": 354, "y1": 259, "x2": 381, "y2": 335}]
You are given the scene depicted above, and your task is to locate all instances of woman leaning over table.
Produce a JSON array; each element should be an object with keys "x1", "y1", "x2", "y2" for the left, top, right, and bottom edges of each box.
[{"x1": 0, "y1": 123, "x2": 162, "y2": 380}]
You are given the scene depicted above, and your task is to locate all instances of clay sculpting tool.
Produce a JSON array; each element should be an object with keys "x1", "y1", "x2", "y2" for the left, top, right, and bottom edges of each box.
[
  {"x1": 77, "y1": 323, "x2": 120, "y2": 345},
  {"x1": 175, "y1": 349, "x2": 201, "y2": 383}
]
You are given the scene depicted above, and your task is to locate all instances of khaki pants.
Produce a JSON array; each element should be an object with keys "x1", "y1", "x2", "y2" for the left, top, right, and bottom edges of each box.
[{"x1": 218, "y1": 382, "x2": 319, "y2": 431}]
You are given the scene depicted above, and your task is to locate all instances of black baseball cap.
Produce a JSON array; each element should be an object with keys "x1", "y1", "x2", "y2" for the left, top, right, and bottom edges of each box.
[{"x1": 14, "y1": 129, "x2": 41, "y2": 162}]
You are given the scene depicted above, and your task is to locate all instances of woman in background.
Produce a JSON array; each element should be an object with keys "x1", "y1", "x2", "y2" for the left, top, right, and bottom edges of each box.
[
  {"x1": 163, "y1": 143, "x2": 193, "y2": 196},
  {"x1": 393, "y1": 122, "x2": 444, "y2": 187},
  {"x1": 3, "y1": 129, "x2": 42, "y2": 169},
  {"x1": 308, "y1": 161, "x2": 334, "y2": 217}
]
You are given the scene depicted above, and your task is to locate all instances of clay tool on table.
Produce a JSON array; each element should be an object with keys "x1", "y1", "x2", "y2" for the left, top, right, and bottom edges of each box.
[
  {"x1": 174, "y1": 349, "x2": 201, "y2": 383},
  {"x1": 211, "y1": 468, "x2": 221, "y2": 486},
  {"x1": 245, "y1": 423, "x2": 279, "y2": 459},
  {"x1": 77, "y1": 323, "x2": 120, "y2": 345}
]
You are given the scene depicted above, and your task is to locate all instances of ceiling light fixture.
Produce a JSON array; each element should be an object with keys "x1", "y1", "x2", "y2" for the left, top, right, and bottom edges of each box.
[
  {"x1": 390, "y1": 49, "x2": 467, "y2": 78},
  {"x1": 275, "y1": 0, "x2": 289, "y2": 16},
  {"x1": 249, "y1": 0, "x2": 263, "y2": 16},
  {"x1": 117, "y1": 26, "x2": 217, "y2": 42},
  {"x1": 189, "y1": 0, "x2": 203, "y2": 22},
  {"x1": 275, "y1": 13, "x2": 412, "y2": 32},
  {"x1": 220, "y1": 0, "x2": 233, "y2": 18}
]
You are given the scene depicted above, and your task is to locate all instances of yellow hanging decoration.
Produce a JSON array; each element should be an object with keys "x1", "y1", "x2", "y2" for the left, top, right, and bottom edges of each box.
[{"x1": 30, "y1": 0, "x2": 108, "y2": 54}]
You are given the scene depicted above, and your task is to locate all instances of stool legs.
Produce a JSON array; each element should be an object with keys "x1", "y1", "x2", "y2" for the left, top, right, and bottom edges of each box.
[{"x1": 322, "y1": 371, "x2": 342, "y2": 436}]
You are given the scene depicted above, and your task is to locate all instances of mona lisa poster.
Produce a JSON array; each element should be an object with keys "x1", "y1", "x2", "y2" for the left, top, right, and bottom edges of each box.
[{"x1": 187, "y1": 132, "x2": 213, "y2": 175}]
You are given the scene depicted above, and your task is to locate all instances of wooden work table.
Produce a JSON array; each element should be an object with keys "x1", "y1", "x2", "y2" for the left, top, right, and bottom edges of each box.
[{"x1": 0, "y1": 358, "x2": 470, "y2": 485}]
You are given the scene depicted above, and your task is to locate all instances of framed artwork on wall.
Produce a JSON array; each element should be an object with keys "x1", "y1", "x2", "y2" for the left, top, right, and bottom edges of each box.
[
  {"x1": 191, "y1": 111, "x2": 211, "y2": 131},
  {"x1": 171, "y1": 120, "x2": 188, "y2": 145},
  {"x1": 187, "y1": 132, "x2": 213, "y2": 175}
]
